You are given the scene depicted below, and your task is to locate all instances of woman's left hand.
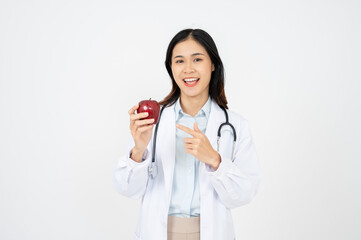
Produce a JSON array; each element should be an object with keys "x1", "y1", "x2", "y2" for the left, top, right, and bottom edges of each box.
[{"x1": 176, "y1": 122, "x2": 221, "y2": 170}]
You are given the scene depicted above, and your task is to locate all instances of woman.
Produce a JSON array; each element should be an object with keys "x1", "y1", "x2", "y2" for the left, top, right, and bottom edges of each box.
[{"x1": 112, "y1": 29, "x2": 261, "y2": 240}]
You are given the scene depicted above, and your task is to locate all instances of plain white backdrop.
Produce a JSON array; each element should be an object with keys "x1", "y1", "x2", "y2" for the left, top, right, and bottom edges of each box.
[{"x1": 1, "y1": 0, "x2": 360, "y2": 239}]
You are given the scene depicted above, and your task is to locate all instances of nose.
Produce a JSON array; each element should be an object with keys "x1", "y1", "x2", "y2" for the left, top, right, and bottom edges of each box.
[{"x1": 183, "y1": 61, "x2": 195, "y2": 74}]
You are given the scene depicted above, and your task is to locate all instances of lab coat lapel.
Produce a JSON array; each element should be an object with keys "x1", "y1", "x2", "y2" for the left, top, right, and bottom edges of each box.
[{"x1": 158, "y1": 104, "x2": 176, "y2": 201}]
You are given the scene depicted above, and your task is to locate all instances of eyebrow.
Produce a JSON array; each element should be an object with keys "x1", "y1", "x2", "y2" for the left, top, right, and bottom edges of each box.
[{"x1": 173, "y1": 53, "x2": 205, "y2": 59}]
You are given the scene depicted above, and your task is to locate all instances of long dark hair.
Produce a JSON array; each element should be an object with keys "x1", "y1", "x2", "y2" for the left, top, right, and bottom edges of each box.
[{"x1": 159, "y1": 28, "x2": 228, "y2": 109}]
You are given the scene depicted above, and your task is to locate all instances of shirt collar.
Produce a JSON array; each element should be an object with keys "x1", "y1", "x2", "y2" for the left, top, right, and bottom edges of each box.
[{"x1": 174, "y1": 96, "x2": 212, "y2": 120}]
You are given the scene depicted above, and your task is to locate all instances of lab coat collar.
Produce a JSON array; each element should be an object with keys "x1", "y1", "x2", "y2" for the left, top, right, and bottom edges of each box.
[{"x1": 174, "y1": 96, "x2": 212, "y2": 121}]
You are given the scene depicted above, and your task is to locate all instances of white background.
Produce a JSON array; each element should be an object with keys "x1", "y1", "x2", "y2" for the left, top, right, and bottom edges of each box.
[{"x1": 1, "y1": 0, "x2": 360, "y2": 239}]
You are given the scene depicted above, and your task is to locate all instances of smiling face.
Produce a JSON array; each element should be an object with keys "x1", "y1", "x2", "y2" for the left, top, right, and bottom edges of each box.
[{"x1": 171, "y1": 38, "x2": 215, "y2": 101}]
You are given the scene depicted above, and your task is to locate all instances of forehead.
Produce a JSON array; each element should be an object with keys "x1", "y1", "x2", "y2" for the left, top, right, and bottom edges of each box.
[{"x1": 172, "y1": 38, "x2": 208, "y2": 56}]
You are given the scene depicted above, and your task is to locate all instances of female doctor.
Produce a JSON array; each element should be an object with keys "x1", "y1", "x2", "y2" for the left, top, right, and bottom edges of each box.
[{"x1": 112, "y1": 29, "x2": 261, "y2": 240}]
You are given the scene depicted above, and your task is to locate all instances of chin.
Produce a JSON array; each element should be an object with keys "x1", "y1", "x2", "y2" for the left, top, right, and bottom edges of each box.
[{"x1": 181, "y1": 90, "x2": 204, "y2": 98}]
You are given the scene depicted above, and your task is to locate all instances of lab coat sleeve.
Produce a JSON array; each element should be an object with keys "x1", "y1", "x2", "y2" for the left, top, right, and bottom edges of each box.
[
  {"x1": 205, "y1": 118, "x2": 262, "y2": 209},
  {"x1": 112, "y1": 132, "x2": 152, "y2": 200}
]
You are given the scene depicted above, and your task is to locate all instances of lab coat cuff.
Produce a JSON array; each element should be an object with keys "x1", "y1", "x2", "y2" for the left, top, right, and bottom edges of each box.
[
  {"x1": 127, "y1": 148, "x2": 150, "y2": 167},
  {"x1": 205, "y1": 156, "x2": 233, "y2": 178}
]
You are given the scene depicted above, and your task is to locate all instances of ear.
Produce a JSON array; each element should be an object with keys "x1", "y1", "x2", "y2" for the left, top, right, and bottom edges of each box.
[{"x1": 212, "y1": 64, "x2": 215, "y2": 72}]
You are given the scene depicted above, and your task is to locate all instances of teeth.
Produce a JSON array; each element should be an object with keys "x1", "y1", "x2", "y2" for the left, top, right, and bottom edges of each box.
[{"x1": 184, "y1": 78, "x2": 199, "y2": 82}]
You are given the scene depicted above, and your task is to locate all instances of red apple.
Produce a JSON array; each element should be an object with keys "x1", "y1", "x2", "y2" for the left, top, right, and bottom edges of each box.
[{"x1": 137, "y1": 98, "x2": 160, "y2": 124}]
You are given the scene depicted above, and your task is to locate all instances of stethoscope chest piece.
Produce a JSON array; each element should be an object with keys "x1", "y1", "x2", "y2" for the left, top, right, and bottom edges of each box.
[{"x1": 148, "y1": 162, "x2": 158, "y2": 179}]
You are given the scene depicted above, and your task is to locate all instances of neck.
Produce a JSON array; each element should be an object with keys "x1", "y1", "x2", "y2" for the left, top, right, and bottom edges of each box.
[{"x1": 179, "y1": 93, "x2": 209, "y2": 117}]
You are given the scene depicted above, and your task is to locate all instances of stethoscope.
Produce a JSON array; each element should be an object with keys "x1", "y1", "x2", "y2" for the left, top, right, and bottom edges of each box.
[{"x1": 148, "y1": 104, "x2": 237, "y2": 179}]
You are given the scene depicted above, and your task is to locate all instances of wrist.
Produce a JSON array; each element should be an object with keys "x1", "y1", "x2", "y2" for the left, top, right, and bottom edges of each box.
[
  {"x1": 130, "y1": 147, "x2": 145, "y2": 163},
  {"x1": 211, "y1": 151, "x2": 221, "y2": 171}
]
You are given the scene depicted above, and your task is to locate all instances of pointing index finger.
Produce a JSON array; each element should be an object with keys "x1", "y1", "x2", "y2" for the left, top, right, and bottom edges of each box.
[{"x1": 176, "y1": 124, "x2": 198, "y2": 137}]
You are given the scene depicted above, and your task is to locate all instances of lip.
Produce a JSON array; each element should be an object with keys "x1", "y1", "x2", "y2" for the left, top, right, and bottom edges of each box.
[
  {"x1": 183, "y1": 77, "x2": 200, "y2": 81},
  {"x1": 182, "y1": 77, "x2": 200, "y2": 87}
]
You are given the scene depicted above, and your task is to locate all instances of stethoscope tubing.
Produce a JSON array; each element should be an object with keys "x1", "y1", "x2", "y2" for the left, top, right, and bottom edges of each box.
[{"x1": 149, "y1": 104, "x2": 236, "y2": 178}]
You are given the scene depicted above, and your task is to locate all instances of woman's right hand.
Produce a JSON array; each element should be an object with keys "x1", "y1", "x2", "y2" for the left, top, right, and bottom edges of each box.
[{"x1": 128, "y1": 104, "x2": 155, "y2": 159}]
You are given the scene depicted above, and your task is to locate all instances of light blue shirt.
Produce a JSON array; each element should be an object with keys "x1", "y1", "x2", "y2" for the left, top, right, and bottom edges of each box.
[{"x1": 168, "y1": 96, "x2": 211, "y2": 218}]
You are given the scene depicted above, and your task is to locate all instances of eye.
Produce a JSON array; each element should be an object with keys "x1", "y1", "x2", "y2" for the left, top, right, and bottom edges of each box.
[
  {"x1": 194, "y1": 58, "x2": 202, "y2": 62},
  {"x1": 175, "y1": 59, "x2": 183, "y2": 64}
]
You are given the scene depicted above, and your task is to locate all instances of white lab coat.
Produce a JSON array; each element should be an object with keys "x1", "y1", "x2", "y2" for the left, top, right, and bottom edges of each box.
[{"x1": 112, "y1": 99, "x2": 261, "y2": 240}]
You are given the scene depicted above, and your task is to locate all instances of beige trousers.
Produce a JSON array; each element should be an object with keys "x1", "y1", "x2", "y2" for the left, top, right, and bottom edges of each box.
[{"x1": 167, "y1": 216, "x2": 200, "y2": 240}]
